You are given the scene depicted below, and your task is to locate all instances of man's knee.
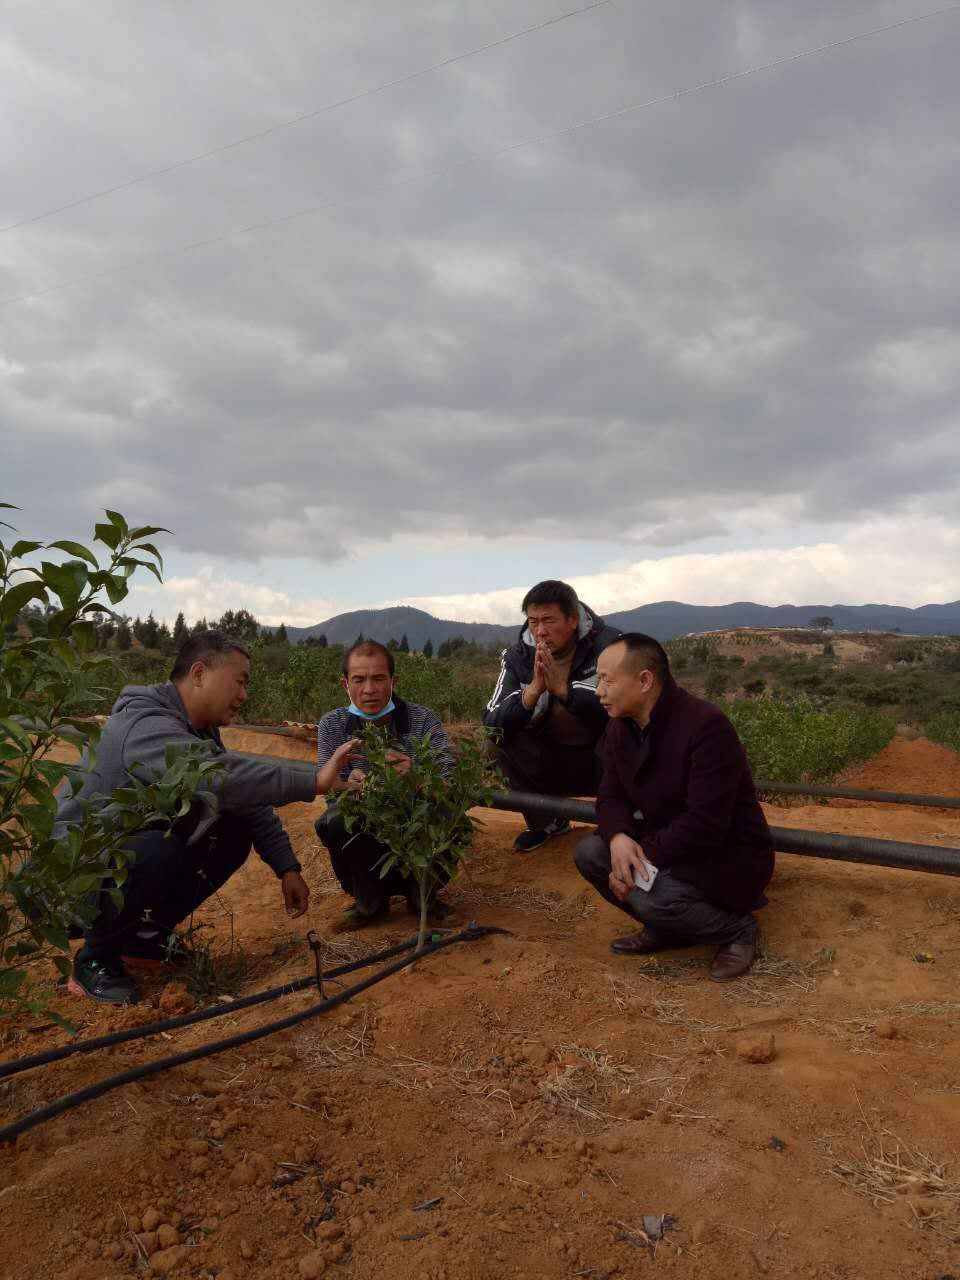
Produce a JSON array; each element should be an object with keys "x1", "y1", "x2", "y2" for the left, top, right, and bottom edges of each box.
[
  {"x1": 574, "y1": 832, "x2": 609, "y2": 880},
  {"x1": 315, "y1": 806, "x2": 346, "y2": 850}
]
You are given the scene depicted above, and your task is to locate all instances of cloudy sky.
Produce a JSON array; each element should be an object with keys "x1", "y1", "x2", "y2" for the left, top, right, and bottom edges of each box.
[{"x1": 2, "y1": 0, "x2": 959, "y2": 626}]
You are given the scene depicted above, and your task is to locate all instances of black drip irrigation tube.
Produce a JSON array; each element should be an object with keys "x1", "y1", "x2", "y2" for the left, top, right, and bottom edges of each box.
[
  {"x1": 754, "y1": 779, "x2": 960, "y2": 809},
  {"x1": 0, "y1": 934, "x2": 427, "y2": 1084},
  {"x1": 487, "y1": 791, "x2": 960, "y2": 878},
  {"x1": 0, "y1": 923, "x2": 506, "y2": 1146},
  {"x1": 234, "y1": 746, "x2": 960, "y2": 811}
]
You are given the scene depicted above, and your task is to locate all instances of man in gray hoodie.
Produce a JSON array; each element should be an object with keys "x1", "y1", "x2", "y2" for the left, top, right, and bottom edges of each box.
[{"x1": 57, "y1": 631, "x2": 357, "y2": 1005}]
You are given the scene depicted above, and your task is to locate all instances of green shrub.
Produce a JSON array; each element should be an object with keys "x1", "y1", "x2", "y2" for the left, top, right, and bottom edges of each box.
[
  {"x1": 925, "y1": 711, "x2": 960, "y2": 753},
  {"x1": 1, "y1": 506, "x2": 220, "y2": 1019},
  {"x1": 338, "y1": 726, "x2": 499, "y2": 950},
  {"x1": 725, "y1": 694, "x2": 895, "y2": 784}
]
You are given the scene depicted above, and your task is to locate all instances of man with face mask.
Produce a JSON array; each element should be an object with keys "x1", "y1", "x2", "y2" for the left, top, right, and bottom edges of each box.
[
  {"x1": 483, "y1": 580, "x2": 619, "y2": 852},
  {"x1": 314, "y1": 639, "x2": 455, "y2": 927}
]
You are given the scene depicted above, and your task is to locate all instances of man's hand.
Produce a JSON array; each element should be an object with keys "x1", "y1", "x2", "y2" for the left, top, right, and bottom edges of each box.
[
  {"x1": 608, "y1": 833, "x2": 653, "y2": 902},
  {"x1": 316, "y1": 738, "x2": 361, "y2": 794},
  {"x1": 384, "y1": 749, "x2": 412, "y2": 776},
  {"x1": 281, "y1": 870, "x2": 310, "y2": 918},
  {"x1": 522, "y1": 657, "x2": 547, "y2": 709},
  {"x1": 537, "y1": 644, "x2": 568, "y2": 699},
  {"x1": 343, "y1": 767, "x2": 366, "y2": 793}
]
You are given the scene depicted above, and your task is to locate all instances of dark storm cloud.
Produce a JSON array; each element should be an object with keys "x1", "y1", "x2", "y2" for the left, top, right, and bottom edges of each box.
[{"x1": 1, "y1": 0, "x2": 958, "y2": 557}]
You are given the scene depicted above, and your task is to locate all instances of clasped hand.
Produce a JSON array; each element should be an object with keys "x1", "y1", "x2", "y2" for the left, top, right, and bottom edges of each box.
[{"x1": 524, "y1": 641, "x2": 568, "y2": 705}]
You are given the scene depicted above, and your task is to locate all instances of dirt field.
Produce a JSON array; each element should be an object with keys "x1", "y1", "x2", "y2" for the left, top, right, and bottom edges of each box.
[{"x1": 2, "y1": 734, "x2": 959, "y2": 1279}]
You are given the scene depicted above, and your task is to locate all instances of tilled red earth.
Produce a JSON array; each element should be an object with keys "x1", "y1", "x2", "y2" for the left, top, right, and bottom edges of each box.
[{"x1": 1, "y1": 732, "x2": 959, "y2": 1279}]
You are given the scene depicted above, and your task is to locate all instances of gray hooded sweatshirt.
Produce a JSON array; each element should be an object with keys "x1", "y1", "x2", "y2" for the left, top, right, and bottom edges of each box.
[{"x1": 54, "y1": 682, "x2": 316, "y2": 877}]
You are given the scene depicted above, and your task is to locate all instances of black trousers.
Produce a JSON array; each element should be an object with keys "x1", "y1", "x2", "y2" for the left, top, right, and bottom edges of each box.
[
  {"x1": 490, "y1": 732, "x2": 601, "y2": 829},
  {"x1": 315, "y1": 805, "x2": 447, "y2": 918},
  {"x1": 574, "y1": 833, "x2": 759, "y2": 947},
  {"x1": 78, "y1": 816, "x2": 253, "y2": 963}
]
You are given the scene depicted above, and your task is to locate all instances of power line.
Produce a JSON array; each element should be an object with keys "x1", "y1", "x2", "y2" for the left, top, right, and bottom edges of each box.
[
  {"x1": 0, "y1": 0, "x2": 615, "y2": 237},
  {"x1": 4, "y1": 2, "x2": 959, "y2": 309}
]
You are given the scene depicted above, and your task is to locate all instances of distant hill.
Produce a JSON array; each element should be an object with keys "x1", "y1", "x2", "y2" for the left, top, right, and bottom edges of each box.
[
  {"x1": 280, "y1": 600, "x2": 960, "y2": 647},
  {"x1": 605, "y1": 600, "x2": 960, "y2": 640},
  {"x1": 283, "y1": 606, "x2": 515, "y2": 649}
]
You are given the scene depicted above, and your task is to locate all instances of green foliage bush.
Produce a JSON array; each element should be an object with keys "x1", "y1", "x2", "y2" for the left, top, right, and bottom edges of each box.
[
  {"x1": 338, "y1": 726, "x2": 499, "y2": 949},
  {"x1": 924, "y1": 711, "x2": 960, "y2": 754},
  {"x1": 0, "y1": 506, "x2": 218, "y2": 1018},
  {"x1": 725, "y1": 694, "x2": 895, "y2": 784}
]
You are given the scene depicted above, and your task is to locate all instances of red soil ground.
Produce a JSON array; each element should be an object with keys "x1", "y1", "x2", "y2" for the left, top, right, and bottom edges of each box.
[{"x1": 1, "y1": 733, "x2": 959, "y2": 1279}]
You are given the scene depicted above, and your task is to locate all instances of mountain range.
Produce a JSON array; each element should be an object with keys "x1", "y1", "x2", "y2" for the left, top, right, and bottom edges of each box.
[{"x1": 281, "y1": 600, "x2": 960, "y2": 647}]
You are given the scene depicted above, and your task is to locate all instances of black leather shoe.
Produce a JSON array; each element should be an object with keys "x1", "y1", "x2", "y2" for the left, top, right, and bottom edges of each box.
[
  {"x1": 708, "y1": 939, "x2": 758, "y2": 982},
  {"x1": 610, "y1": 929, "x2": 679, "y2": 956}
]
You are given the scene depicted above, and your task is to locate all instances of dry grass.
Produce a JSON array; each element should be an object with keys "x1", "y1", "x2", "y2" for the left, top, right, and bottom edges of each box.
[
  {"x1": 607, "y1": 976, "x2": 733, "y2": 1033},
  {"x1": 538, "y1": 1043, "x2": 637, "y2": 1120},
  {"x1": 446, "y1": 885, "x2": 595, "y2": 925},
  {"x1": 720, "y1": 946, "x2": 835, "y2": 1007},
  {"x1": 830, "y1": 1126, "x2": 960, "y2": 1241}
]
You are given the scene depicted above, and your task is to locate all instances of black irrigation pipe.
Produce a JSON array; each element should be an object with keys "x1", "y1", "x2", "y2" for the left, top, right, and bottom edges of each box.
[
  {"x1": 0, "y1": 934, "x2": 428, "y2": 1084},
  {"x1": 487, "y1": 791, "x2": 960, "y2": 878},
  {"x1": 754, "y1": 779, "x2": 960, "y2": 809},
  {"x1": 235, "y1": 748, "x2": 960, "y2": 876},
  {"x1": 235, "y1": 733, "x2": 960, "y2": 810},
  {"x1": 0, "y1": 923, "x2": 505, "y2": 1146}
]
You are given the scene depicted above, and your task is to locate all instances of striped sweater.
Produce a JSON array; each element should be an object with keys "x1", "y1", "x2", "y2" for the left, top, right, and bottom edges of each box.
[{"x1": 317, "y1": 697, "x2": 454, "y2": 784}]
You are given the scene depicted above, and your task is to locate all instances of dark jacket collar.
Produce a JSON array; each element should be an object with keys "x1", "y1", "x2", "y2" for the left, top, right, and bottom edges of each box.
[{"x1": 646, "y1": 675, "x2": 681, "y2": 732}]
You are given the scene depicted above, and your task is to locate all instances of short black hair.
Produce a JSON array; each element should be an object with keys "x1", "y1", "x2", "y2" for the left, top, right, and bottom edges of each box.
[
  {"x1": 170, "y1": 631, "x2": 251, "y2": 681},
  {"x1": 612, "y1": 632, "x2": 670, "y2": 684},
  {"x1": 521, "y1": 579, "x2": 579, "y2": 618},
  {"x1": 342, "y1": 639, "x2": 395, "y2": 678}
]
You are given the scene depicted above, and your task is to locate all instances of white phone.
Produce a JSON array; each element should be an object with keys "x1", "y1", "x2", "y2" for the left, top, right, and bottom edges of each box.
[{"x1": 633, "y1": 862, "x2": 658, "y2": 893}]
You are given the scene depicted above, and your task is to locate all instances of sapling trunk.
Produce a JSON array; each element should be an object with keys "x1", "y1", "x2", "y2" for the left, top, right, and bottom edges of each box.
[{"x1": 417, "y1": 875, "x2": 429, "y2": 955}]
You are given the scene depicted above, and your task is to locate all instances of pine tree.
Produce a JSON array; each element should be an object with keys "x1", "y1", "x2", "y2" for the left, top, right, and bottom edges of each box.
[
  {"x1": 116, "y1": 616, "x2": 132, "y2": 651},
  {"x1": 132, "y1": 615, "x2": 146, "y2": 644},
  {"x1": 399, "y1": 634, "x2": 410, "y2": 653},
  {"x1": 157, "y1": 620, "x2": 172, "y2": 651},
  {"x1": 173, "y1": 611, "x2": 189, "y2": 649},
  {"x1": 142, "y1": 612, "x2": 160, "y2": 649},
  {"x1": 422, "y1": 638, "x2": 434, "y2": 659},
  {"x1": 276, "y1": 622, "x2": 289, "y2": 644}
]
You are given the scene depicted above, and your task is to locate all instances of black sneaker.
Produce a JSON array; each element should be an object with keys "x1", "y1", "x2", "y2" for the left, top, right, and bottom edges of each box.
[
  {"x1": 513, "y1": 818, "x2": 571, "y2": 853},
  {"x1": 120, "y1": 929, "x2": 189, "y2": 971},
  {"x1": 68, "y1": 956, "x2": 138, "y2": 1005}
]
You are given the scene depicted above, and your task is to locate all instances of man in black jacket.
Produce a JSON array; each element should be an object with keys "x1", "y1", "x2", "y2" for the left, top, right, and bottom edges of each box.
[{"x1": 483, "y1": 580, "x2": 618, "y2": 852}]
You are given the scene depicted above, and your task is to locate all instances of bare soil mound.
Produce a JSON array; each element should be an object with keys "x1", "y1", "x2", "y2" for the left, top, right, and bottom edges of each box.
[{"x1": 2, "y1": 734, "x2": 960, "y2": 1278}]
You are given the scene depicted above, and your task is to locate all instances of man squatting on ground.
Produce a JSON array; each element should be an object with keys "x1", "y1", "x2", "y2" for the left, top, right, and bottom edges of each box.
[
  {"x1": 575, "y1": 633, "x2": 775, "y2": 982},
  {"x1": 314, "y1": 639, "x2": 455, "y2": 926},
  {"x1": 57, "y1": 632, "x2": 359, "y2": 1006},
  {"x1": 483, "y1": 580, "x2": 619, "y2": 852}
]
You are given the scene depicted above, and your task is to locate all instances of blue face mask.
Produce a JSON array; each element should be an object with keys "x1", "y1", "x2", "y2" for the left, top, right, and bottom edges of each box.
[{"x1": 347, "y1": 699, "x2": 395, "y2": 721}]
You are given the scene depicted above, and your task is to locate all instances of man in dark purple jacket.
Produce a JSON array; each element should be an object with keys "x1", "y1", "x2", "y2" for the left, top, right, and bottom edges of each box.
[{"x1": 574, "y1": 633, "x2": 774, "y2": 981}]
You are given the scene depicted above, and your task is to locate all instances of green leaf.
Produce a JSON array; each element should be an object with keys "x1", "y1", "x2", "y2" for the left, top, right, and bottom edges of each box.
[
  {"x1": 9, "y1": 539, "x2": 43, "y2": 558},
  {"x1": 0, "y1": 717, "x2": 31, "y2": 745},
  {"x1": 117, "y1": 556, "x2": 163, "y2": 584},
  {"x1": 47, "y1": 1009, "x2": 78, "y2": 1034},
  {"x1": 40, "y1": 559, "x2": 87, "y2": 609},
  {"x1": 127, "y1": 526, "x2": 171, "y2": 541},
  {"x1": 46, "y1": 540, "x2": 99, "y2": 569},
  {"x1": 94, "y1": 522, "x2": 122, "y2": 551},
  {"x1": 102, "y1": 573, "x2": 129, "y2": 605},
  {"x1": 104, "y1": 510, "x2": 129, "y2": 535},
  {"x1": 0, "y1": 579, "x2": 48, "y2": 624},
  {"x1": 130, "y1": 542, "x2": 164, "y2": 571}
]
